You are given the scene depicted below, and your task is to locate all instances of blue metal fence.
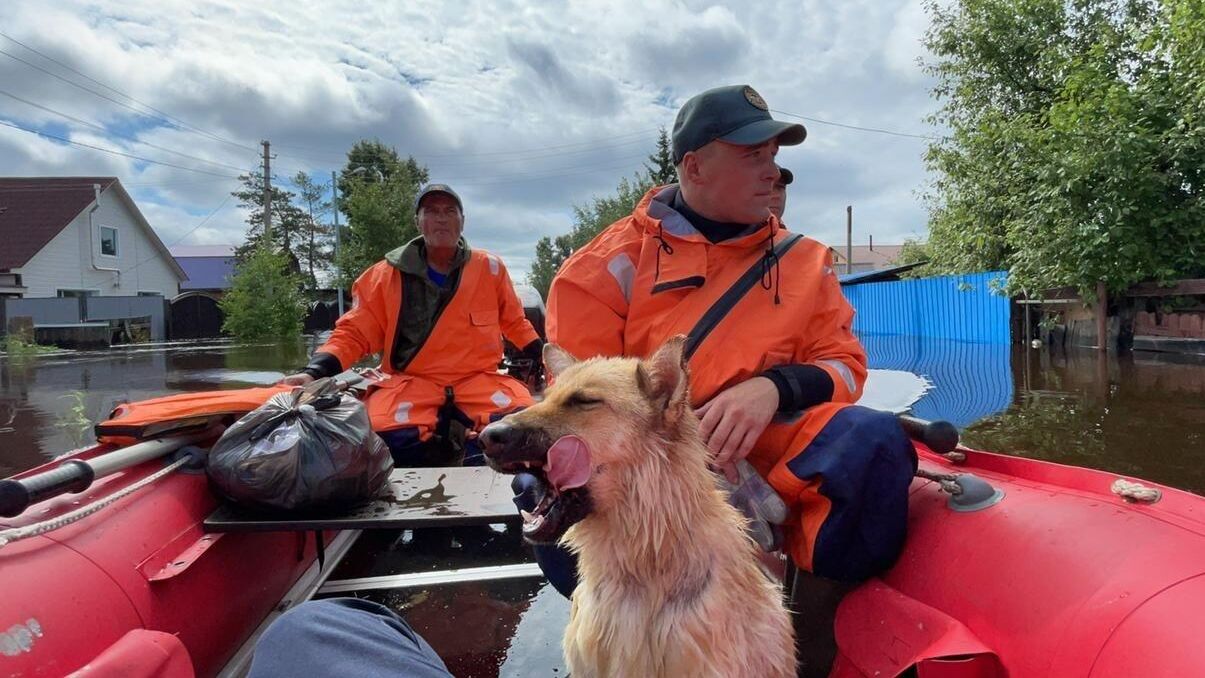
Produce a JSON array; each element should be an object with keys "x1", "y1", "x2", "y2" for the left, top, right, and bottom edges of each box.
[{"x1": 841, "y1": 271, "x2": 1011, "y2": 344}]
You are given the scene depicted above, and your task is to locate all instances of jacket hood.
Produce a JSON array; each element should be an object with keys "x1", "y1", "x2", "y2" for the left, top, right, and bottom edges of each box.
[
  {"x1": 385, "y1": 236, "x2": 471, "y2": 275},
  {"x1": 631, "y1": 184, "x2": 785, "y2": 249}
]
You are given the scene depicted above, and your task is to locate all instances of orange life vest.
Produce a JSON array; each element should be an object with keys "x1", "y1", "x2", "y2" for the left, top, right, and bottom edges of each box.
[
  {"x1": 547, "y1": 185, "x2": 866, "y2": 406},
  {"x1": 318, "y1": 249, "x2": 538, "y2": 383}
]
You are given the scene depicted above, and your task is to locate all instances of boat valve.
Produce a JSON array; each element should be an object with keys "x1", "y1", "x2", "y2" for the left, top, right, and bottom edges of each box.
[{"x1": 918, "y1": 469, "x2": 1005, "y2": 512}]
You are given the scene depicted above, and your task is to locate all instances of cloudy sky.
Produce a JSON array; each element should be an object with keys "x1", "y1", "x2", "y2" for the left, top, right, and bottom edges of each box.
[{"x1": 0, "y1": 0, "x2": 940, "y2": 278}]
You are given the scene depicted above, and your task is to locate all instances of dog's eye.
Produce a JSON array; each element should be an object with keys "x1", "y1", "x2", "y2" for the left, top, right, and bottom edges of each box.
[{"x1": 566, "y1": 393, "x2": 603, "y2": 408}]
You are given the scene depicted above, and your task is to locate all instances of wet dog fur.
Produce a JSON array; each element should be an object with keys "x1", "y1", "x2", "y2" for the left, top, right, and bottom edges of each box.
[{"x1": 482, "y1": 337, "x2": 795, "y2": 678}]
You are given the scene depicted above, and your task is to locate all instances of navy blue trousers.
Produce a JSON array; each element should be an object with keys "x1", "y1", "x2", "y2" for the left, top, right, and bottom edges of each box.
[{"x1": 249, "y1": 598, "x2": 451, "y2": 678}]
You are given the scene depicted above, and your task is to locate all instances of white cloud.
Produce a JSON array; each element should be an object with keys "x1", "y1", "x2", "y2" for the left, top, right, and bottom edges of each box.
[
  {"x1": 884, "y1": 0, "x2": 933, "y2": 81},
  {"x1": 0, "y1": 0, "x2": 942, "y2": 283}
]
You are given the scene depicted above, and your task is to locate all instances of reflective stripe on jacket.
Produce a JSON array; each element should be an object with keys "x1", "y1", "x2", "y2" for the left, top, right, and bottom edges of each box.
[{"x1": 319, "y1": 248, "x2": 538, "y2": 384}]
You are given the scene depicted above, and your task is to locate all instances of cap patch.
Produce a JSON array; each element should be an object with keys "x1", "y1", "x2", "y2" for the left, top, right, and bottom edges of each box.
[{"x1": 743, "y1": 86, "x2": 768, "y2": 111}]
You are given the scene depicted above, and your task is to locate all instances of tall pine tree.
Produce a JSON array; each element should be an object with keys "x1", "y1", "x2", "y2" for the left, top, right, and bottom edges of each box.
[
  {"x1": 231, "y1": 171, "x2": 308, "y2": 281},
  {"x1": 290, "y1": 171, "x2": 333, "y2": 291},
  {"x1": 643, "y1": 127, "x2": 677, "y2": 186}
]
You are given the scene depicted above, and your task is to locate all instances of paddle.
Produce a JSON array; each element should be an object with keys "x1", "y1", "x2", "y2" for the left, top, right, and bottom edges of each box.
[
  {"x1": 0, "y1": 429, "x2": 216, "y2": 518},
  {"x1": 897, "y1": 415, "x2": 960, "y2": 456}
]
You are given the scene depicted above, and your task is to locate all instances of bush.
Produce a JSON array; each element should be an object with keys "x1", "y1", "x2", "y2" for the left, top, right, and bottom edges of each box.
[{"x1": 220, "y1": 245, "x2": 307, "y2": 341}]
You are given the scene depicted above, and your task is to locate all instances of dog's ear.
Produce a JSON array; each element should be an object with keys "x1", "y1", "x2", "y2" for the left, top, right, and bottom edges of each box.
[
  {"x1": 543, "y1": 343, "x2": 578, "y2": 380},
  {"x1": 636, "y1": 336, "x2": 689, "y2": 423}
]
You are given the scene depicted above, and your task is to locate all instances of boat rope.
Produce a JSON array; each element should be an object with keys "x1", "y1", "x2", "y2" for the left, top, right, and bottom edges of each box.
[
  {"x1": 915, "y1": 468, "x2": 963, "y2": 496},
  {"x1": 934, "y1": 450, "x2": 967, "y2": 464},
  {"x1": 1111, "y1": 479, "x2": 1161, "y2": 504},
  {"x1": 0, "y1": 456, "x2": 190, "y2": 550}
]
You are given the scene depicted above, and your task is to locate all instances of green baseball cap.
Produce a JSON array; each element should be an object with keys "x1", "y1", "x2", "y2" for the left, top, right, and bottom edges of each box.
[
  {"x1": 414, "y1": 183, "x2": 463, "y2": 214},
  {"x1": 671, "y1": 85, "x2": 806, "y2": 164}
]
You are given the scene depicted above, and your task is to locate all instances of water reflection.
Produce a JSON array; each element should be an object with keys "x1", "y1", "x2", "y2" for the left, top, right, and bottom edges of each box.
[
  {"x1": 966, "y1": 346, "x2": 1205, "y2": 494},
  {"x1": 860, "y1": 334, "x2": 1013, "y2": 428},
  {"x1": 334, "y1": 578, "x2": 569, "y2": 677},
  {"x1": 3, "y1": 337, "x2": 1202, "y2": 493},
  {"x1": 859, "y1": 333, "x2": 1205, "y2": 494},
  {"x1": 0, "y1": 340, "x2": 312, "y2": 477},
  {"x1": 3, "y1": 337, "x2": 1202, "y2": 676}
]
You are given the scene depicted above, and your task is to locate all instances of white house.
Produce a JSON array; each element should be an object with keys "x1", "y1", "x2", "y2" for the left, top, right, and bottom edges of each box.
[{"x1": 0, "y1": 177, "x2": 186, "y2": 299}]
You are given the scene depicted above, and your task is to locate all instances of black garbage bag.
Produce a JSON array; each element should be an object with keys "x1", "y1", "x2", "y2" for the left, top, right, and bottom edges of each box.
[{"x1": 206, "y1": 378, "x2": 393, "y2": 512}]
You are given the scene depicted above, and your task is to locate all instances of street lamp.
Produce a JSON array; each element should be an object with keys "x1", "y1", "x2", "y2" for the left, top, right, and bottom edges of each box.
[{"x1": 330, "y1": 171, "x2": 345, "y2": 318}]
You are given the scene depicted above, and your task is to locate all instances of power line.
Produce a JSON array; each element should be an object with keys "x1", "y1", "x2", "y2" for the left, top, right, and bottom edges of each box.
[
  {"x1": 271, "y1": 127, "x2": 661, "y2": 161},
  {"x1": 450, "y1": 156, "x2": 649, "y2": 187},
  {"x1": 0, "y1": 178, "x2": 232, "y2": 193},
  {"x1": 425, "y1": 136, "x2": 659, "y2": 168},
  {"x1": 0, "y1": 119, "x2": 242, "y2": 178},
  {"x1": 771, "y1": 108, "x2": 942, "y2": 141},
  {"x1": 121, "y1": 194, "x2": 235, "y2": 276},
  {"x1": 0, "y1": 32, "x2": 261, "y2": 153},
  {"x1": 438, "y1": 152, "x2": 650, "y2": 183},
  {"x1": 275, "y1": 136, "x2": 660, "y2": 169},
  {"x1": 0, "y1": 89, "x2": 255, "y2": 173}
]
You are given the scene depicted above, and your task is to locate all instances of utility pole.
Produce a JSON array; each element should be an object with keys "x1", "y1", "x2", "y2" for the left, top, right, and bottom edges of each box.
[
  {"x1": 845, "y1": 206, "x2": 853, "y2": 275},
  {"x1": 261, "y1": 140, "x2": 272, "y2": 242},
  {"x1": 331, "y1": 170, "x2": 344, "y2": 318}
]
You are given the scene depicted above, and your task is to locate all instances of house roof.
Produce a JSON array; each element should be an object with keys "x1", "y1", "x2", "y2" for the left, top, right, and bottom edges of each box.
[
  {"x1": 830, "y1": 245, "x2": 903, "y2": 267},
  {"x1": 170, "y1": 245, "x2": 236, "y2": 291},
  {"x1": 170, "y1": 244, "x2": 236, "y2": 258},
  {"x1": 839, "y1": 261, "x2": 929, "y2": 285},
  {"x1": 0, "y1": 177, "x2": 117, "y2": 270},
  {"x1": 0, "y1": 177, "x2": 186, "y2": 281}
]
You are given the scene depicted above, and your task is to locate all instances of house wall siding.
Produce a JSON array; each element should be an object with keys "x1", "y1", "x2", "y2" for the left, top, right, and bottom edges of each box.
[{"x1": 14, "y1": 187, "x2": 180, "y2": 298}]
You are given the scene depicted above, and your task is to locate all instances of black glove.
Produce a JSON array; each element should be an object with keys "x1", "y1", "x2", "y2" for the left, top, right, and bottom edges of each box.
[{"x1": 516, "y1": 339, "x2": 545, "y2": 390}]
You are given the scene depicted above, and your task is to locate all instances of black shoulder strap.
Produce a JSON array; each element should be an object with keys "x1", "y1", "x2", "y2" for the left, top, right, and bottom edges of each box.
[{"x1": 683, "y1": 232, "x2": 804, "y2": 360}]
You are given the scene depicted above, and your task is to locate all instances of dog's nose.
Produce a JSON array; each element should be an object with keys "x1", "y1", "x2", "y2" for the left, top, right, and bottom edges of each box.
[{"x1": 479, "y1": 421, "x2": 514, "y2": 458}]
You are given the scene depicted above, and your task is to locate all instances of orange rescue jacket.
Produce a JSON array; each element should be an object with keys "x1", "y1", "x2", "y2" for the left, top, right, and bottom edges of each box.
[
  {"x1": 547, "y1": 185, "x2": 866, "y2": 406},
  {"x1": 318, "y1": 247, "x2": 539, "y2": 385}
]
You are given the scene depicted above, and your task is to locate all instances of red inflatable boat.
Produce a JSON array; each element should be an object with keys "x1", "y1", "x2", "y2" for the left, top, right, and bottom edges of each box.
[
  {"x1": 2, "y1": 405, "x2": 1203, "y2": 676},
  {"x1": 834, "y1": 442, "x2": 1205, "y2": 677}
]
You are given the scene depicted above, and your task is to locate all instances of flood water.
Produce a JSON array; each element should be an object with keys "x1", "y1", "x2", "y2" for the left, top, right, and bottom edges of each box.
[
  {"x1": 4, "y1": 336, "x2": 1200, "y2": 490},
  {"x1": 2, "y1": 336, "x2": 1203, "y2": 676}
]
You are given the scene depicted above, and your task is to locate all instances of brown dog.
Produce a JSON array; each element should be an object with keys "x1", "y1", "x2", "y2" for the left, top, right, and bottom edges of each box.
[{"x1": 481, "y1": 337, "x2": 795, "y2": 678}]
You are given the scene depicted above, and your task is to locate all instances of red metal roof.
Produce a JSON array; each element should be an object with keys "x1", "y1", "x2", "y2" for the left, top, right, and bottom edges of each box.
[{"x1": 0, "y1": 177, "x2": 117, "y2": 270}]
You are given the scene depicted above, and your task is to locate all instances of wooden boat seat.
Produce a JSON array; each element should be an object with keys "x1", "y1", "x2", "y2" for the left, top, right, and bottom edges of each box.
[{"x1": 204, "y1": 466, "x2": 519, "y2": 533}]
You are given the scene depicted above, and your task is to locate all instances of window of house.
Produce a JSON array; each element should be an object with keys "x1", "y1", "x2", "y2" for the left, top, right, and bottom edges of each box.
[
  {"x1": 57, "y1": 289, "x2": 98, "y2": 298},
  {"x1": 100, "y1": 226, "x2": 118, "y2": 256}
]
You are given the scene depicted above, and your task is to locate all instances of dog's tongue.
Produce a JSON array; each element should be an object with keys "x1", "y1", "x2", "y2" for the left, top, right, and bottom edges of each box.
[{"x1": 546, "y1": 435, "x2": 591, "y2": 491}]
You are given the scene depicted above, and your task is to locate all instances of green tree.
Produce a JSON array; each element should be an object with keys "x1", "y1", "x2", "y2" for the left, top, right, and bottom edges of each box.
[
  {"x1": 528, "y1": 173, "x2": 654, "y2": 299},
  {"x1": 644, "y1": 127, "x2": 678, "y2": 186},
  {"x1": 336, "y1": 139, "x2": 416, "y2": 204},
  {"x1": 335, "y1": 140, "x2": 430, "y2": 288},
  {"x1": 231, "y1": 171, "x2": 309, "y2": 282},
  {"x1": 220, "y1": 244, "x2": 307, "y2": 341},
  {"x1": 922, "y1": 0, "x2": 1205, "y2": 297},
  {"x1": 893, "y1": 238, "x2": 933, "y2": 278},
  {"x1": 291, "y1": 171, "x2": 333, "y2": 291}
]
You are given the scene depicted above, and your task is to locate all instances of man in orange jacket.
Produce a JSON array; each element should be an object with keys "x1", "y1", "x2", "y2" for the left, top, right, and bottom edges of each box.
[
  {"x1": 517, "y1": 85, "x2": 916, "y2": 672},
  {"x1": 280, "y1": 184, "x2": 542, "y2": 466},
  {"x1": 771, "y1": 165, "x2": 792, "y2": 219}
]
